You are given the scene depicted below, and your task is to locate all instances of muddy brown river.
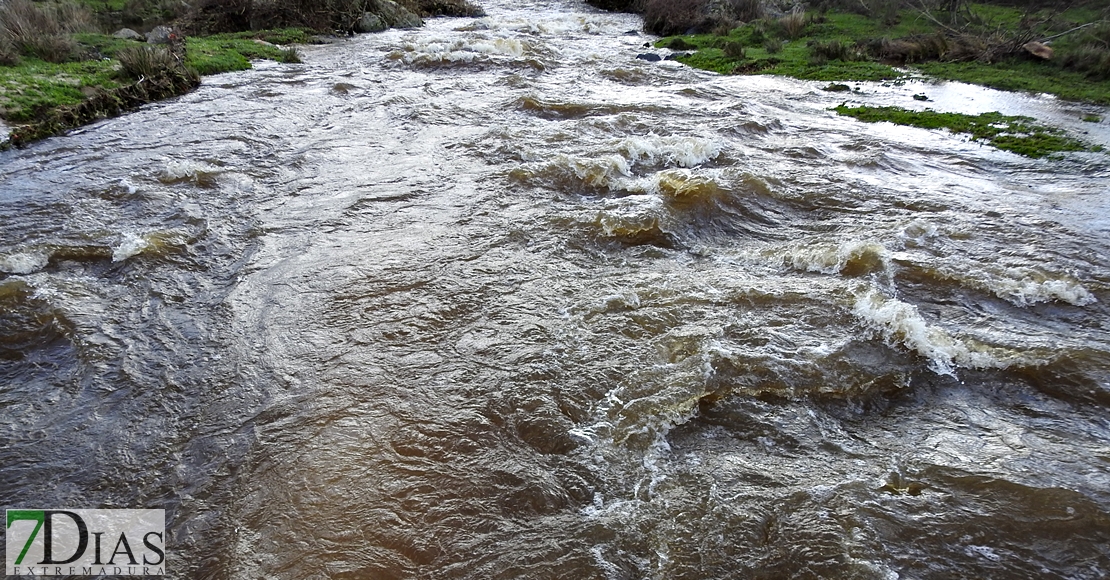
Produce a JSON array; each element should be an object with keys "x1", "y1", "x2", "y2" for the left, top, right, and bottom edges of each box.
[{"x1": 2, "y1": 1, "x2": 1110, "y2": 578}]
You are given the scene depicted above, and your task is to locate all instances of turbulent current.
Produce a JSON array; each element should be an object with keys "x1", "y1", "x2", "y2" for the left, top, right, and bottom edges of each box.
[{"x1": 3, "y1": 1, "x2": 1110, "y2": 578}]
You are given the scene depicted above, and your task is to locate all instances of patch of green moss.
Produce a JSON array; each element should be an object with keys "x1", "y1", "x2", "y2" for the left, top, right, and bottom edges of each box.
[
  {"x1": 756, "y1": 56, "x2": 900, "y2": 82},
  {"x1": 832, "y1": 105, "x2": 1098, "y2": 158}
]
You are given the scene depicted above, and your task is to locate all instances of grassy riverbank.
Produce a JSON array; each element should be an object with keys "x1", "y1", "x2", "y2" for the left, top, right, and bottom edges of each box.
[
  {"x1": 0, "y1": 0, "x2": 482, "y2": 148},
  {"x1": 650, "y1": 1, "x2": 1110, "y2": 105},
  {"x1": 1, "y1": 28, "x2": 307, "y2": 120}
]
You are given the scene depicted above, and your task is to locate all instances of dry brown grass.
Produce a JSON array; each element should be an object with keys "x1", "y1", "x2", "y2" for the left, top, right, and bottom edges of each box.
[
  {"x1": 0, "y1": 35, "x2": 19, "y2": 65},
  {"x1": 0, "y1": 0, "x2": 93, "y2": 63},
  {"x1": 778, "y1": 8, "x2": 806, "y2": 40}
]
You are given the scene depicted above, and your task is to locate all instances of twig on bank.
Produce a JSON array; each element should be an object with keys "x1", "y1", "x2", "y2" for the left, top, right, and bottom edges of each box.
[{"x1": 1040, "y1": 21, "x2": 1099, "y2": 44}]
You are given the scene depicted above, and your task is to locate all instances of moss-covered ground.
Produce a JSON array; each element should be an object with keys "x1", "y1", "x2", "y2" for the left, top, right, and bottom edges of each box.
[{"x1": 832, "y1": 105, "x2": 1104, "y2": 158}]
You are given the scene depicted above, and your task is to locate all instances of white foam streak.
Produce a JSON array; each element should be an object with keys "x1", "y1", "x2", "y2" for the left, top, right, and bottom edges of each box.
[
  {"x1": 391, "y1": 37, "x2": 529, "y2": 65},
  {"x1": 0, "y1": 251, "x2": 49, "y2": 274},
  {"x1": 620, "y1": 135, "x2": 723, "y2": 168},
  {"x1": 853, "y1": 290, "x2": 1003, "y2": 375},
  {"x1": 160, "y1": 160, "x2": 223, "y2": 184},
  {"x1": 968, "y1": 269, "x2": 1095, "y2": 307},
  {"x1": 783, "y1": 239, "x2": 889, "y2": 276},
  {"x1": 460, "y1": 16, "x2": 599, "y2": 35},
  {"x1": 112, "y1": 233, "x2": 151, "y2": 262}
]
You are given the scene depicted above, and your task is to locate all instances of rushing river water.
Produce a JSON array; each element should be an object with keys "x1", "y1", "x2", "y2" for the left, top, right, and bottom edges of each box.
[{"x1": 3, "y1": 1, "x2": 1110, "y2": 578}]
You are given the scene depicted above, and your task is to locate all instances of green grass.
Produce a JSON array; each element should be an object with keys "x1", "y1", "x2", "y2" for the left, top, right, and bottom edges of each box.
[
  {"x1": 0, "y1": 58, "x2": 121, "y2": 121},
  {"x1": 914, "y1": 60, "x2": 1110, "y2": 106},
  {"x1": 657, "y1": 3, "x2": 1110, "y2": 105},
  {"x1": 212, "y1": 28, "x2": 317, "y2": 45},
  {"x1": 663, "y1": 32, "x2": 902, "y2": 80},
  {"x1": 832, "y1": 105, "x2": 1102, "y2": 158},
  {"x1": 0, "y1": 28, "x2": 309, "y2": 125},
  {"x1": 73, "y1": 32, "x2": 141, "y2": 58},
  {"x1": 658, "y1": 13, "x2": 913, "y2": 81},
  {"x1": 70, "y1": 0, "x2": 129, "y2": 11},
  {"x1": 185, "y1": 30, "x2": 311, "y2": 75}
]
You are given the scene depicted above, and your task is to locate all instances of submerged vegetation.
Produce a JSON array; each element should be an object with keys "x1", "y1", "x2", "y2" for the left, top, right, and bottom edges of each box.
[
  {"x1": 637, "y1": 0, "x2": 1110, "y2": 105},
  {"x1": 833, "y1": 105, "x2": 1103, "y2": 158}
]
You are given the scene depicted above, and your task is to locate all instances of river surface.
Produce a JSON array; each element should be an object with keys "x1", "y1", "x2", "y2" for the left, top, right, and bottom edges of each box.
[{"x1": 3, "y1": 1, "x2": 1110, "y2": 578}]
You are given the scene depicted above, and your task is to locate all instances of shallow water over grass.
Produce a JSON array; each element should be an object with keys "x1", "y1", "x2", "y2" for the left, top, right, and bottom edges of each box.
[{"x1": 1, "y1": 1, "x2": 1109, "y2": 578}]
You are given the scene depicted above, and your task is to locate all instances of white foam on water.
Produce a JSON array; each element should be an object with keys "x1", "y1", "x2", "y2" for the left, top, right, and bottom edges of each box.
[
  {"x1": 953, "y1": 266, "x2": 1096, "y2": 307},
  {"x1": 595, "y1": 195, "x2": 664, "y2": 236},
  {"x1": 460, "y1": 15, "x2": 603, "y2": 36},
  {"x1": 160, "y1": 160, "x2": 224, "y2": 184},
  {"x1": 896, "y1": 219, "x2": 938, "y2": 247},
  {"x1": 112, "y1": 232, "x2": 151, "y2": 262},
  {"x1": 619, "y1": 134, "x2": 723, "y2": 168},
  {"x1": 852, "y1": 289, "x2": 1004, "y2": 375},
  {"x1": 389, "y1": 36, "x2": 529, "y2": 66},
  {"x1": 966, "y1": 545, "x2": 1002, "y2": 562},
  {"x1": 118, "y1": 178, "x2": 139, "y2": 195},
  {"x1": 0, "y1": 251, "x2": 49, "y2": 275},
  {"x1": 518, "y1": 136, "x2": 725, "y2": 193},
  {"x1": 779, "y1": 239, "x2": 890, "y2": 276}
]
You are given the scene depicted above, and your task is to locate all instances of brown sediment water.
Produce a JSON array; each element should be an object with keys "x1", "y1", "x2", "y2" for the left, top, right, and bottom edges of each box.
[{"x1": 2, "y1": 1, "x2": 1109, "y2": 578}]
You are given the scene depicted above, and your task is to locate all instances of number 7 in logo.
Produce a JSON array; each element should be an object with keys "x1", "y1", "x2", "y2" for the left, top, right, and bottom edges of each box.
[{"x1": 7, "y1": 510, "x2": 45, "y2": 566}]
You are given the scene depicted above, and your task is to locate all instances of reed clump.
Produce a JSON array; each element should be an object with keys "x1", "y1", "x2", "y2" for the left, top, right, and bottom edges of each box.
[
  {"x1": 778, "y1": 8, "x2": 806, "y2": 40},
  {"x1": 117, "y1": 44, "x2": 179, "y2": 79}
]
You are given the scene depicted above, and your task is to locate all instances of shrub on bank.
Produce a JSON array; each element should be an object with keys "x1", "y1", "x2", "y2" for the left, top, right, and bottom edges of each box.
[
  {"x1": 117, "y1": 44, "x2": 179, "y2": 79},
  {"x1": 643, "y1": 0, "x2": 707, "y2": 36},
  {"x1": 644, "y1": 0, "x2": 755, "y2": 36},
  {"x1": 1060, "y1": 24, "x2": 1110, "y2": 80},
  {"x1": 778, "y1": 8, "x2": 805, "y2": 39},
  {"x1": 0, "y1": 35, "x2": 18, "y2": 65},
  {"x1": 125, "y1": 0, "x2": 190, "y2": 22},
  {"x1": 585, "y1": 0, "x2": 643, "y2": 13},
  {"x1": 407, "y1": 0, "x2": 485, "y2": 17},
  {"x1": 726, "y1": 0, "x2": 762, "y2": 23},
  {"x1": 180, "y1": 0, "x2": 483, "y2": 35}
]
